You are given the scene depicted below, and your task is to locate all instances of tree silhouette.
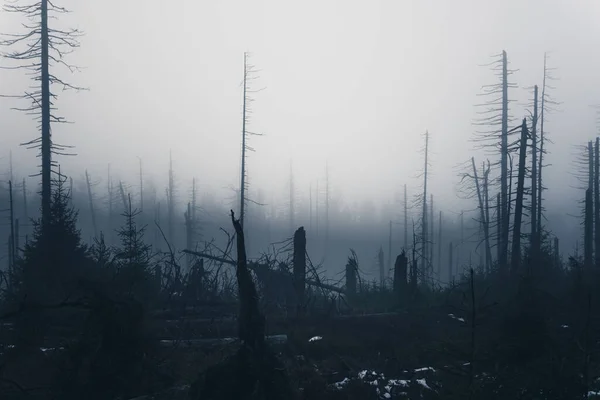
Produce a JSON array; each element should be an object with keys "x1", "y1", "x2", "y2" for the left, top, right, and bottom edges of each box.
[{"x1": 0, "y1": 0, "x2": 85, "y2": 237}]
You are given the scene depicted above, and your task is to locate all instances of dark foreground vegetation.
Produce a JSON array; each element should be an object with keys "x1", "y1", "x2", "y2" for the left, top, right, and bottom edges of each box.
[{"x1": 0, "y1": 174, "x2": 599, "y2": 400}]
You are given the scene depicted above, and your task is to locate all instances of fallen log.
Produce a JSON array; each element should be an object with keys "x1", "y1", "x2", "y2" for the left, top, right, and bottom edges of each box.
[
  {"x1": 159, "y1": 334, "x2": 288, "y2": 348},
  {"x1": 183, "y1": 249, "x2": 344, "y2": 294}
]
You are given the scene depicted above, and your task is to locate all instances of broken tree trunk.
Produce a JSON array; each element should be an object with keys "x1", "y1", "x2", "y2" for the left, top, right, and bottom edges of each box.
[
  {"x1": 393, "y1": 251, "x2": 408, "y2": 304},
  {"x1": 230, "y1": 210, "x2": 265, "y2": 350},
  {"x1": 585, "y1": 187, "x2": 593, "y2": 270},
  {"x1": 471, "y1": 157, "x2": 493, "y2": 273},
  {"x1": 293, "y1": 227, "x2": 306, "y2": 314}
]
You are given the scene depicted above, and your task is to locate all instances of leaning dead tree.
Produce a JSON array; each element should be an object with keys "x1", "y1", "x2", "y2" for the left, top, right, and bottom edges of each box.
[
  {"x1": 510, "y1": 119, "x2": 529, "y2": 273},
  {"x1": 471, "y1": 50, "x2": 517, "y2": 274},
  {"x1": 238, "y1": 52, "x2": 264, "y2": 231},
  {"x1": 0, "y1": 0, "x2": 84, "y2": 237}
]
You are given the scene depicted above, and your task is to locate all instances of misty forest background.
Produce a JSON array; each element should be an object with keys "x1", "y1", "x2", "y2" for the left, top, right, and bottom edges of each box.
[{"x1": 3, "y1": 0, "x2": 600, "y2": 399}]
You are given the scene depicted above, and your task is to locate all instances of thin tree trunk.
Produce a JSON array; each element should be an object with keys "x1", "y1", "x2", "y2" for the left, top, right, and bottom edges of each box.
[
  {"x1": 41, "y1": 0, "x2": 51, "y2": 235},
  {"x1": 531, "y1": 86, "x2": 539, "y2": 254},
  {"x1": 404, "y1": 184, "x2": 408, "y2": 250},
  {"x1": 537, "y1": 53, "x2": 548, "y2": 240},
  {"x1": 437, "y1": 210, "x2": 442, "y2": 279},
  {"x1": 139, "y1": 157, "x2": 144, "y2": 213},
  {"x1": 388, "y1": 220, "x2": 392, "y2": 280},
  {"x1": 471, "y1": 157, "x2": 493, "y2": 274},
  {"x1": 421, "y1": 131, "x2": 429, "y2": 284},
  {"x1": 240, "y1": 53, "x2": 248, "y2": 230},
  {"x1": 595, "y1": 137, "x2": 600, "y2": 268},
  {"x1": 500, "y1": 50, "x2": 509, "y2": 272},
  {"x1": 85, "y1": 170, "x2": 97, "y2": 238},
  {"x1": 511, "y1": 119, "x2": 528, "y2": 274}
]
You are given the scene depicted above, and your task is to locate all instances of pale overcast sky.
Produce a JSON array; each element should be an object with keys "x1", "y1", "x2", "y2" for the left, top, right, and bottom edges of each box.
[{"x1": 1, "y1": 0, "x2": 600, "y2": 214}]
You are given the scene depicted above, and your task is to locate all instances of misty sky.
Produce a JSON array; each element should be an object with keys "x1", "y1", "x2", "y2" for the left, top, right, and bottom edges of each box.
[{"x1": 1, "y1": 0, "x2": 600, "y2": 218}]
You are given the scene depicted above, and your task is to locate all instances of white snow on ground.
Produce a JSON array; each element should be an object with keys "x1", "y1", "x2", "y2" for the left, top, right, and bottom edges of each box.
[
  {"x1": 308, "y1": 336, "x2": 323, "y2": 342},
  {"x1": 448, "y1": 313, "x2": 466, "y2": 323},
  {"x1": 332, "y1": 368, "x2": 432, "y2": 398}
]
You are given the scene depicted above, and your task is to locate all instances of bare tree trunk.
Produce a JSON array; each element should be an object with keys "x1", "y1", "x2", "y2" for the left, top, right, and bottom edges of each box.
[
  {"x1": 437, "y1": 210, "x2": 442, "y2": 279},
  {"x1": 430, "y1": 194, "x2": 434, "y2": 284},
  {"x1": 388, "y1": 220, "x2": 392, "y2": 280},
  {"x1": 531, "y1": 86, "x2": 539, "y2": 254},
  {"x1": 41, "y1": 0, "x2": 51, "y2": 236},
  {"x1": 421, "y1": 131, "x2": 429, "y2": 284},
  {"x1": 309, "y1": 183, "x2": 312, "y2": 232},
  {"x1": 9, "y1": 180, "x2": 15, "y2": 275},
  {"x1": 85, "y1": 170, "x2": 97, "y2": 238},
  {"x1": 595, "y1": 137, "x2": 600, "y2": 268},
  {"x1": 537, "y1": 53, "x2": 548, "y2": 240},
  {"x1": 497, "y1": 193, "x2": 501, "y2": 264},
  {"x1": 483, "y1": 161, "x2": 491, "y2": 272},
  {"x1": 404, "y1": 184, "x2": 408, "y2": 250},
  {"x1": 471, "y1": 157, "x2": 493, "y2": 273},
  {"x1": 585, "y1": 188, "x2": 593, "y2": 270},
  {"x1": 316, "y1": 180, "x2": 319, "y2": 237},
  {"x1": 293, "y1": 227, "x2": 306, "y2": 314},
  {"x1": 511, "y1": 119, "x2": 528, "y2": 274},
  {"x1": 500, "y1": 50, "x2": 509, "y2": 273}
]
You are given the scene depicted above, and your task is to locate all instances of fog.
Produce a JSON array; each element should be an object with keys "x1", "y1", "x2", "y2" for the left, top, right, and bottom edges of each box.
[{"x1": 1, "y1": 0, "x2": 600, "y2": 273}]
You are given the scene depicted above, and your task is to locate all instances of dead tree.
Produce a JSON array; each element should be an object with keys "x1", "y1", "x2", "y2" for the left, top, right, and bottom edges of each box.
[
  {"x1": 437, "y1": 210, "x2": 442, "y2": 278},
  {"x1": 430, "y1": 193, "x2": 434, "y2": 282},
  {"x1": 106, "y1": 165, "x2": 114, "y2": 244},
  {"x1": 416, "y1": 131, "x2": 430, "y2": 285},
  {"x1": 325, "y1": 161, "x2": 330, "y2": 247},
  {"x1": 9, "y1": 180, "x2": 16, "y2": 275},
  {"x1": 457, "y1": 158, "x2": 492, "y2": 272},
  {"x1": 472, "y1": 50, "x2": 517, "y2": 274},
  {"x1": 119, "y1": 180, "x2": 128, "y2": 211},
  {"x1": 595, "y1": 137, "x2": 600, "y2": 268},
  {"x1": 585, "y1": 142, "x2": 594, "y2": 269},
  {"x1": 85, "y1": 169, "x2": 97, "y2": 238},
  {"x1": 184, "y1": 202, "x2": 193, "y2": 269},
  {"x1": 1, "y1": 0, "x2": 84, "y2": 236},
  {"x1": 388, "y1": 220, "x2": 392, "y2": 279},
  {"x1": 404, "y1": 183, "x2": 408, "y2": 250},
  {"x1": 393, "y1": 251, "x2": 408, "y2": 304},
  {"x1": 239, "y1": 52, "x2": 264, "y2": 231},
  {"x1": 510, "y1": 119, "x2": 529, "y2": 274},
  {"x1": 293, "y1": 227, "x2": 306, "y2": 313},
  {"x1": 530, "y1": 86, "x2": 539, "y2": 253},
  {"x1": 230, "y1": 210, "x2": 265, "y2": 350}
]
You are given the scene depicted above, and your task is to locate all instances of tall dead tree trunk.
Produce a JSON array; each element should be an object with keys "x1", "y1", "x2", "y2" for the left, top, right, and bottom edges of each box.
[
  {"x1": 585, "y1": 141, "x2": 594, "y2": 269},
  {"x1": 430, "y1": 194, "x2": 434, "y2": 283},
  {"x1": 595, "y1": 137, "x2": 600, "y2": 268},
  {"x1": 483, "y1": 161, "x2": 491, "y2": 272},
  {"x1": 497, "y1": 193, "x2": 501, "y2": 264},
  {"x1": 500, "y1": 50, "x2": 510, "y2": 273},
  {"x1": 9, "y1": 181, "x2": 15, "y2": 275},
  {"x1": 531, "y1": 86, "x2": 539, "y2": 254},
  {"x1": 404, "y1": 184, "x2": 408, "y2": 250},
  {"x1": 388, "y1": 220, "x2": 392, "y2": 280},
  {"x1": 511, "y1": 119, "x2": 528, "y2": 274},
  {"x1": 437, "y1": 210, "x2": 442, "y2": 279},
  {"x1": 421, "y1": 131, "x2": 429, "y2": 285},
  {"x1": 325, "y1": 161, "x2": 330, "y2": 249}
]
